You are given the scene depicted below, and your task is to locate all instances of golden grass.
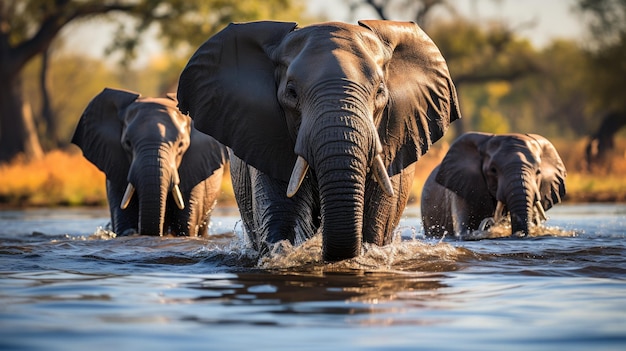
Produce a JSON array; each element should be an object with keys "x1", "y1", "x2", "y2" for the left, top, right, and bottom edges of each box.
[
  {"x1": 0, "y1": 149, "x2": 106, "y2": 207},
  {"x1": 0, "y1": 138, "x2": 624, "y2": 208}
]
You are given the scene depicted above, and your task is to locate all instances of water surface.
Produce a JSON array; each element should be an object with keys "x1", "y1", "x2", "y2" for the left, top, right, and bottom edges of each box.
[{"x1": 1, "y1": 204, "x2": 625, "y2": 350}]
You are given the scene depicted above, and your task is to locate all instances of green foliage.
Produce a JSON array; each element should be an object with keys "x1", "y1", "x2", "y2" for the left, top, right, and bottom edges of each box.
[
  {"x1": 104, "y1": 0, "x2": 311, "y2": 63},
  {"x1": 428, "y1": 17, "x2": 617, "y2": 139},
  {"x1": 22, "y1": 54, "x2": 124, "y2": 146},
  {"x1": 428, "y1": 19, "x2": 539, "y2": 86},
  {"x1": 495, "y1": 40, "x2": 592, "y2": 138},
  {"x1": 426, "y1": 19, "x2": 542, "y2": 136},
  {"x1": 475, "y1": 82, "x2": 511, "y2": 134},
  {"x1": 577, "y1": 0, "x2": 626, "y2": 48},
  {"x1": 576, "y1": 0, "x2": 626, "y2": 114}
]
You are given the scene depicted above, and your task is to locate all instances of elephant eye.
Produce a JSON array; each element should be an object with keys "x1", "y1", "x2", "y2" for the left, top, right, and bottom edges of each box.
[
  {"x1": 123, "y1": 138, "x2": 132, "y2": 151},
  {"x1": 177, "y1": 141, "x2": 184, "y2": 154},
  {"x1": 375, "y1": 82, "x2": 387, "y2": 107},
  {"x1": 285, "y1": 82, "x2": 298, "y2": 100},
  {"x1": 489, "y1": 166, "x2": 497, "y2": 175},
  {"x1": 376, "y1": 82, "x2": 385, "y2": 96}
]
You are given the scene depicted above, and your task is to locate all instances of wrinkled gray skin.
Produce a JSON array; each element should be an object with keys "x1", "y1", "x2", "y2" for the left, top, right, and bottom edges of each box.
[
  {"x1": 178, "y1": 20, "x2": 460, "y2": 261},
  {"x1": 72, "y1": 88, "x2": 228, "y2": 237},
  {"x1": 421, "y1": 132, "x2": 567, "y2": 238}
]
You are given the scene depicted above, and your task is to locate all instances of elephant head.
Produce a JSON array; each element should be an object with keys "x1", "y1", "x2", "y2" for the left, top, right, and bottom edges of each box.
[
  {"x1": 178, "y1": 20, "x2": 460, "y2": 260},
  {"x1": 72, "y1": 88, "x2": 227, "y2": 236},
  {"x1": 435, "y1": 132, "x2": 567, "y2": 236}
]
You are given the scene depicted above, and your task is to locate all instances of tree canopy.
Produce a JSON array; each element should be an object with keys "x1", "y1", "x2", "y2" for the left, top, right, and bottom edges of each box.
[{"x1": 0, "y1": 0, "x2": 308, "y2": 163}]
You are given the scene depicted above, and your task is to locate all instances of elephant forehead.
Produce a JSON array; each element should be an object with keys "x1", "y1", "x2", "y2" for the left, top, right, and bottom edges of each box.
[
  {"x1": 281, "y1": 23, "x2": 386, "y2": 64},
  {"x1": 126, "y1": 107, "x2": 186, "y2": 142},
  {"x1": 131, "y1": 101, "x2": 187, "y2": 123},
  {"x1": 489, "y1": 136, "x2": 540, "y2": 163},
  {"x1": 139, "y1": 97, "x2": 177, "y2": 108},
  {"x1": 499, "y1": 134, "x2": 542, "y2": 153}
]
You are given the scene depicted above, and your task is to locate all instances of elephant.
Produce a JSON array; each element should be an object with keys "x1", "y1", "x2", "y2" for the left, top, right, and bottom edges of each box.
[
  {"x1": 421, "y1": 132, "x2": 567, "y2": 238},
  {"x1": 72, "y1": 88, "x2": 228, "y2": 237},
  {"x1": 177, "y1": 20, "x2": 461, "y2": 261}
]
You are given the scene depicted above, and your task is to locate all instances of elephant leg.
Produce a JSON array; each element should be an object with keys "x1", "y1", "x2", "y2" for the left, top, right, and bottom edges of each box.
[
  {"x1": 106, "y1": 179, "x2": 138, "y2": 236},
  {"x1": 422, "y1": 174, "x2": 495, "y2": 239},
  {"x1": 240, "y1": 161, "x2": 320, "y2": 256},
  {"x1": 194, "y1": 169, "x2": 223, "y2": 237},
  {"x1": 164, "y1": 199, "x2": 185, "y2": 236},
  {"x1": 250, "y1": 166, "x2": 320, "y2": 254},
  {"x1": 176, "y1": 168, "x2": 223, "y2": 237},
  {"x1": 449, "y1": 193, "x2": 471, "y2": 237},
  {"x1": 230, "y1": 155, "x2": 258, "y2": 248},
  {"x1": 421, "y1": 170, "x2": 456, "y2": 238},
  {"x1": 363, "y1": 163, "x2": 415, "y2": 245}
]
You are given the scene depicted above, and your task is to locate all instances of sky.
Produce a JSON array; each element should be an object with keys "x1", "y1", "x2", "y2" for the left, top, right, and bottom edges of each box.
[
  {"x1": 308, "y1": 0, "x2": 584, "y2": 47},
  {"x1": 61, "y1": 0, "x2": 585, "y2": 67}
]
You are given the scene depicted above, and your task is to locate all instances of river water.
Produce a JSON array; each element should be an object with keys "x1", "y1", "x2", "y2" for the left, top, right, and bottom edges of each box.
[{"x1": 0, "y1": 203, "x2": 625, "y2": 350}]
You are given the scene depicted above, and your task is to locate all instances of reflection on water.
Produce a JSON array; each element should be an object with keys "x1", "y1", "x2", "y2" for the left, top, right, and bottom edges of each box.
[{"x1": 0, "y1": 204, "x2": 625, "y2": 351}]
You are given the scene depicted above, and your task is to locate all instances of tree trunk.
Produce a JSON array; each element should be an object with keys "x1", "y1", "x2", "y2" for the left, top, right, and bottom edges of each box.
[
  {"x1": 0, "y1": 72, "x2": 43, "y2": 163},
  {"x1": 40, "y1": 49, "x2": 57, "y2": 148}
]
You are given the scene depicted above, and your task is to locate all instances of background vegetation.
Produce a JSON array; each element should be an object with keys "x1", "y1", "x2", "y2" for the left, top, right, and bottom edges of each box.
[{"x1": 0, "y1": 0, "x2": 625, "y2": 208}]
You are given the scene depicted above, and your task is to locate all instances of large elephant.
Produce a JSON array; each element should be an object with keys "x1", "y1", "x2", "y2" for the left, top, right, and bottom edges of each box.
[
  {"x1": 177, "y1": 20, "x2": 460, "y2": 261},
  {"x1": 421, "y1": 132, "x2": 567, "y2": 238},
  {"x1": 72, "y1": 88, "x2": 228, "y2": 237}
]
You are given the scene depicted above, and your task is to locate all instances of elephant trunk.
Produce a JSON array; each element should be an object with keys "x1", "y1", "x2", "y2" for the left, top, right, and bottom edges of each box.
[
  {"x1": 132, "y1": 147, "x2": 174, "y2": 236},
  {"x1": 501, "y1": 166, "x2": 535, "y2": 236},
  {"x1": 319, "y1": 161, "x2": 366, "y2": 260},
  {"x1": 318, "y1": 143, "x2": 368, "y2": 261},
  {"x1": 307, "y1": 113, "x2": 376, "y2": 262}
]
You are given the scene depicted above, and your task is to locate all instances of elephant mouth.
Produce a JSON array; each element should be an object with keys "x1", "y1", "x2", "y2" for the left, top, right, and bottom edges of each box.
[
  {"x1": 286, "y1": 154, "x2": 394, "y2": 198},
  {"x1": 120, "y1": 182, "x2": 185, "y2": 210}
]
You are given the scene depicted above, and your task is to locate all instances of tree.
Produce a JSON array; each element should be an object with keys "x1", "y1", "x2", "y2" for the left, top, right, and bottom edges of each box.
[
  {"x1": 0, "y1": 0, "x2": 307, "y2": 163},
  {"x1": 23, "y1": 54, "x2": 125, "y2": 147},
  {"x1": 575, "y1": 0, "x2": 626, "y2": 167},
  {"x1": 576, "y1": 0, "x2": 626, "y2": 114},
  {"x1": 0, "y1": 1, "x2": 133, "y2": 162},
  {"x1": 492, "y1": 40, "x2": 592, "y2": 139},
  {"x1": 346, "y1": 0, "x2": 454, "y2": 27}
]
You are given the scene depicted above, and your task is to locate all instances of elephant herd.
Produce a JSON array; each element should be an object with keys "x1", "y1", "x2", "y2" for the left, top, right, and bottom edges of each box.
[{"x1": 73, "y1": 20, "x2": 567, "y2": 262}]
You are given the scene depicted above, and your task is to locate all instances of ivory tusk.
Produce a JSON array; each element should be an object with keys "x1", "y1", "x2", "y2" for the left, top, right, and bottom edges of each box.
[
  {"x1": 494, "y1": 201, "x2": 506, "y2": 223},
  {"x1": 172, "y1": 184, "x2": 185, "y2": 210},
  {"x1": 372, "y1": 155, "x2": 394, "y2": 197},
  {"x1": 374, "y1": 131, "x2": 384, "y2": 154},
  {"x1": 120, "y1": 183, "x2": 135, "y2": 210},
  {"x1": 535, "y1": 200, "x2": 547, "y2": 222},
  {"x1": 287, "y1": 156, "x2": 309, "y2": 198}
]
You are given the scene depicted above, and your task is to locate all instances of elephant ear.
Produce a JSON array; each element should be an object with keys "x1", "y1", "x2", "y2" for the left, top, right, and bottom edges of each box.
[
  {"x1": 436, "y1": 132, "x2": 493, "y2": 201},
  {"x1": 177, "y1": 21, "x2": 298, "y2": 182},
  {"x1": 178, "y1": 123, "x2": 229, "y2": 193},
  {"x1": 71, "y1": 88, "x2": 139, "y2": 184},
  {"x1": 358, "y1": 20, "x2": 462, "y2": 176},
  {"x1": 530, "y1": 134, "x2": 567, "y2": 210}
]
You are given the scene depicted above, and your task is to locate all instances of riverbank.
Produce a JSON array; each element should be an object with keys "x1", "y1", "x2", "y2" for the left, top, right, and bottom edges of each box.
[{"x1": 1, "y1": 138, "x2": 625, "y2": 208}]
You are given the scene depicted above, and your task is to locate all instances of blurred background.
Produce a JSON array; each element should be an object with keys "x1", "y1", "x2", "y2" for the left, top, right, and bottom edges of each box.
[{"x1": 1, "y1": 0, "x2": 625, "y2": 207}]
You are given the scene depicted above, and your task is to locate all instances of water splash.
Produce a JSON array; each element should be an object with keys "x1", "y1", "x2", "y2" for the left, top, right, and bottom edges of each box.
[
  {"x1": 257, "y1": 230, "x2": 474, "y2": 272},
  {"x1": 89, "y1": 226, "x2": 117, "y2": 240},
  {"x1": 462, "y1": 217, "x2": 579, "y2": 240}
]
